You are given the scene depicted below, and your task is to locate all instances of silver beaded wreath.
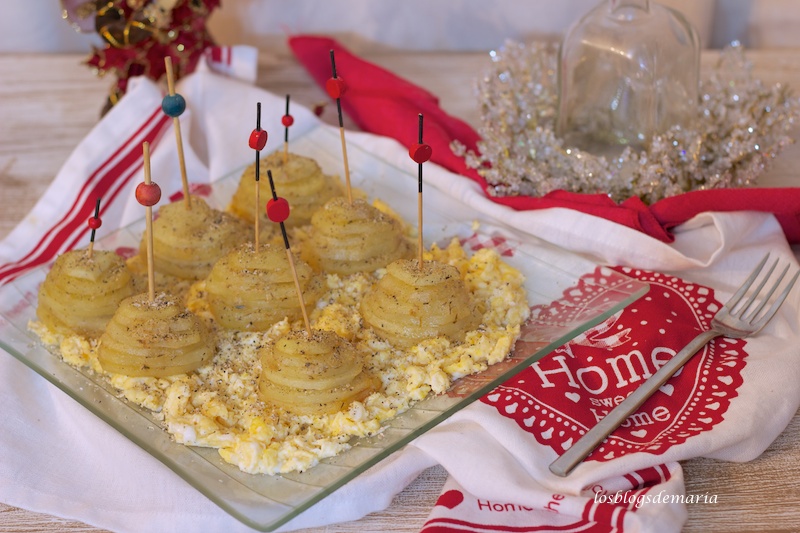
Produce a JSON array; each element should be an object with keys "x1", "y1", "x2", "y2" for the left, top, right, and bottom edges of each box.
[{"x1": 452, "y1": 41, "x2": 799, "y2": 204}]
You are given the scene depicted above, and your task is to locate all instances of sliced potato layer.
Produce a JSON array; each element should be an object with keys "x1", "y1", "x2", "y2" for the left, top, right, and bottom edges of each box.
[
  {"x1": 140, "y1": 196, "x2": 249, "y2": 280},
  {"x1": 230, "y1": 152, "x2": 341, "y2": 228},
  {"x1": 360, "y1": 259, "x2": 480, "y2": 348},
  {"x1": 205, "y1": 243, "x2": 324, "y2": 331},
  {"x1": 307, "y1": 197, "x2": 412, "y2": 275},
  {"x1": 37, "y1": 250, "x2": 135, "y2": 338},
  {"x1": 258, "y1": 329, "x2": 380, "y2": 415},
  {"x1": 98, "y1": 292, "x2": 214, "y2": 377}
]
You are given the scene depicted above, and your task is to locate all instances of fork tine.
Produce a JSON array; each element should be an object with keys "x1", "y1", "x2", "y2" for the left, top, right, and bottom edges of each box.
[
  {"x1": 744, "y1": 262, "x2": 788, "y2": 322},
  {"x1": 726, "y1": 254, "x2": 769, "y2": 312},
  {"x1": 737, "y1": 258, "x2": 778, "y2": 318},
  {"x1": 752, "y1": 269, "x2": 799, "y2": 331}
]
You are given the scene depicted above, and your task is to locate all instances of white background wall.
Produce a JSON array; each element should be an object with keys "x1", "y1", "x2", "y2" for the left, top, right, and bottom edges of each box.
[{"x1": 1, "y1": 1, "x2": 798, "y2": 53}]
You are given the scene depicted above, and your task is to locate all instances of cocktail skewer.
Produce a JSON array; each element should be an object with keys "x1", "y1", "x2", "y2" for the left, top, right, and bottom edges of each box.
[
  {"x1": 136, "y1": 141, "x2": 162, "y2": 302},
  {"x1": 162, "y1": 56, "x2": 191, "y2": 209},
  {"x1": 265, "y1": 169, "x2": 312, "y2": 334},
  {"x1": 249, "y1": 102, "x2": 268, "y2": 251},
  {"x1": 326, "y1": 50, "x2": 353, "y2": 204},
  {"x1": 409, "y1": 113, "x2": 432, "y2": 268},
  {"x1": 282, "y1": 94, "x2": 294, "y2": 165},
  {"x1": 86, "y1": 197, "x2": 102, "y2": 259}
]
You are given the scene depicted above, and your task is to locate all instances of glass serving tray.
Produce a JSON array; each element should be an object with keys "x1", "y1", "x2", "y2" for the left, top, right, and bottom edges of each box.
[{"x1": 0, "y1": 125, "x2": 649, "y2": 531}]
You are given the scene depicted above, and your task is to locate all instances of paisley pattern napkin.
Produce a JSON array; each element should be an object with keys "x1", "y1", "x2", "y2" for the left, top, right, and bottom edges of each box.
[{"x1": 0, "y1": 42, "x2": 799, "y2": 533}]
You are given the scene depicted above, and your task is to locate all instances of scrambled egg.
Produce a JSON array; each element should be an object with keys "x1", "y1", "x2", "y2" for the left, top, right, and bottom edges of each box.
[{"x1": 30, "y1": 238, "x2": 529, "y2": 475}]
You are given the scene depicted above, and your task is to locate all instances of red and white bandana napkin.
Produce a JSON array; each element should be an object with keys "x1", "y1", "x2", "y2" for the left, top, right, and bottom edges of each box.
[
  {"x1": 1, "y1": 43, "x2": 799, "y2": 533},
  {"x1": 421, "y1": 465, "x2": 686, "y2": 533}
]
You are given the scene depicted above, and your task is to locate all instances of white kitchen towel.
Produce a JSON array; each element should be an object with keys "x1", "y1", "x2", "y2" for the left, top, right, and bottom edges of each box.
[{"x1": 1, "y1": 46, "x2": 798, "y2": 533}]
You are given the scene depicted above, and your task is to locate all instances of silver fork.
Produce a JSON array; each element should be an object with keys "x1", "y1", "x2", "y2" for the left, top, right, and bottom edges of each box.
[{"x1": 549, "y1": 254, "x2": 799, "y2": 477}]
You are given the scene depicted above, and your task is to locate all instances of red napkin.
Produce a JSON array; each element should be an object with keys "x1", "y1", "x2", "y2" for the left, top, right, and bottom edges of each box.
[{"x1": 289, "y1": 35, "x2": 800, "y2": 244}]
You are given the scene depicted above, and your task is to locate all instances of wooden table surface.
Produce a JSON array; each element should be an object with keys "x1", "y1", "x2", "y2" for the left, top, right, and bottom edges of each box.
[{"x1": 1, "y1": 47, "x2": 799, "y2": 533}]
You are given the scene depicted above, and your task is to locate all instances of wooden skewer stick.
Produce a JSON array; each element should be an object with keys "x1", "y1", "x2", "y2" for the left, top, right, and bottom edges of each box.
[
  {"x1": 255, "y1": 162, "x2": 261, "y2": 251},
  {"x1": 417, "y1": 115, "x2": 424, "y2": 268},
  {"x1": 285, "y1": 247, "x2": 311, "y2": 334},
  {"x1": 327, "y1": 50, "x2": 353, "y2": 204},
  {"x1": 265, "y1": 169, "x2": 312, "y2": 334},
  {"x1": 138, "y1": 141, "x2": 161, "y2": 303},
  {"x1": 249, "y1": 102, "x2": 268, "y2": 251},
  {"x1": 86, "y1": 197, "x2": 102, "y2": 260},
  {"x1": 409, "y1": 113, "x2": 433, "y2": 269},
  {"x1": 163, "y1": 56, "x2": 191, "y2": 209},
  {"x1": 282, "y1": 94, "x2": 294, "y2": 166}
]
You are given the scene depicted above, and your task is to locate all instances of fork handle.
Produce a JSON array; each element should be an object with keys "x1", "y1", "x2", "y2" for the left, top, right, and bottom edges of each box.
[{"x1": 549, "y1": 329, "x2": 719, "y2": 477}]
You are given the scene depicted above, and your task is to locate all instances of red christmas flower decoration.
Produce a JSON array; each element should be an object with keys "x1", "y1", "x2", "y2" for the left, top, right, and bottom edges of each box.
[{"x1": 63, "y1": 0, "x2": 220, "y2": 114}]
